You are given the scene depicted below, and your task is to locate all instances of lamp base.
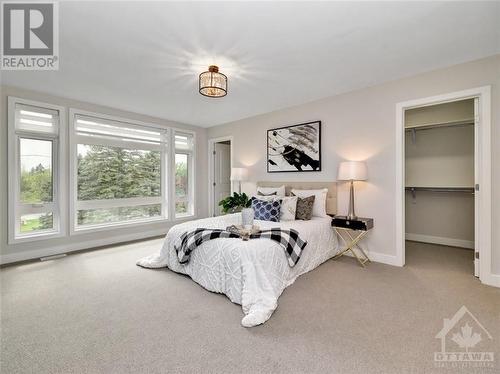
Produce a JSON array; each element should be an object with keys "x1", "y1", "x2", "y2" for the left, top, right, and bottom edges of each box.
[{"x1": 347, "y1": 180, "x2": 357, "y2": 220}]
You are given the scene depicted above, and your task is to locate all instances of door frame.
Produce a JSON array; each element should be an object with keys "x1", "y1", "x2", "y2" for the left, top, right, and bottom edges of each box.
[
  {"x1": 208, "y1": 136, "x2": 233, "y2": 217},
  {"x1": 395, "y1": 86, "x2": 494, "y2": 286}
]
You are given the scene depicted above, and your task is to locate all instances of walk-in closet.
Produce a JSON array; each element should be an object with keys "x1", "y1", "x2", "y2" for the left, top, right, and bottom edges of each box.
[{"x1": 404, "y1": 98, "x2": 477, "y2": 275}]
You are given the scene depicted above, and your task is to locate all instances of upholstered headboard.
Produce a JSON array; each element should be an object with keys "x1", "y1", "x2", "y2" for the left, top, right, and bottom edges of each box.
[{"x1": 255, "y1": 181, "x2": 337, "y2": 215}]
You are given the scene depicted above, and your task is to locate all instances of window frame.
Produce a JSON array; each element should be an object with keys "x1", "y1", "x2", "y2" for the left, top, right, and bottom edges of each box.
[
  {"x1": 7, "y1": 97, "x2": 67, "y2": 244},
  {"x1": 69, "y1": 109, "x2": 189, "y2": 234},
  {"x1": 172, "y1": 130, "x2": 196, "y2": 219}
]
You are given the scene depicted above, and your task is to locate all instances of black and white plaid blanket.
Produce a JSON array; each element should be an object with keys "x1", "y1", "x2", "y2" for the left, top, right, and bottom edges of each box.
[{"x1": 174, "y1": 228, "x2": 307, "y2": 267}]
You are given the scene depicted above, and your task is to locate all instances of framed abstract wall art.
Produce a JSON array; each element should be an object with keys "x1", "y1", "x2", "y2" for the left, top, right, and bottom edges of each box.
[{"x1": 267, "y1": 121, "x2": 321, "y2": 172}]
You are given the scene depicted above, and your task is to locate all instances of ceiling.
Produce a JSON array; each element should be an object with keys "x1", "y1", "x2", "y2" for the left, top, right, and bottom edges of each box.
[{"x1": 1, "y1": 1, "x2": 499, "y2": 127}]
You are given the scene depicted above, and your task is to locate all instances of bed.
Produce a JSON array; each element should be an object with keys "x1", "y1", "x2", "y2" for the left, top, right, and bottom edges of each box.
[{"x1": 137, "y1": 182, "x2": 339, "y2": 327}]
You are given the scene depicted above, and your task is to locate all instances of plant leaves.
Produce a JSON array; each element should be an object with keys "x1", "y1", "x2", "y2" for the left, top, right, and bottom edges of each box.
[{"x1": 218, "y1": 192, "x2": 251, "y2": 213}]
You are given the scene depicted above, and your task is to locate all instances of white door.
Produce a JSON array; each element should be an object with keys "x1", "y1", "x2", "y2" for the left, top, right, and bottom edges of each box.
[
  {"x1": 474, "y1": 97, "x2": 480, "y2": 277},
  {"x1": 214, "y1": 143, "x2": 231, "y2": 216}
]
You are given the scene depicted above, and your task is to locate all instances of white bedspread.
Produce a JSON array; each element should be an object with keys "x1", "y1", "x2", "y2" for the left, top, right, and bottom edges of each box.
[{"x1": 137, "y1": 214, "x2": 338, "y2": 327}]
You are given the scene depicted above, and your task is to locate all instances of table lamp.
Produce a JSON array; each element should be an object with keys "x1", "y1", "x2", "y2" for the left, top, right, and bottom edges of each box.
[
  {"x1": 337, "y1": 161, "x2": 368, "y2": 220},
  {"x1": 230, "y1": 167, "x2": 248, "y2": 193}
]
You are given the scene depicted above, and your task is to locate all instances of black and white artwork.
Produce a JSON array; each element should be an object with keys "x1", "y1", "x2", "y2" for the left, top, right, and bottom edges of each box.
[{"x1": 267, "y1": 121, "x2": 321, "y2": 172}]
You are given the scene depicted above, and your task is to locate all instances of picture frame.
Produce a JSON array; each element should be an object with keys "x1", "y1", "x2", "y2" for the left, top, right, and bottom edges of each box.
[{"x1": 267, "y1": 120, "x2": 321, "y2": 173}]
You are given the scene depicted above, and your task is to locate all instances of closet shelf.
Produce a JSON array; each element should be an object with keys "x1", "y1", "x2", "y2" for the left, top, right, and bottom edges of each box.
[
  {"x1": 406, "y1": 120, "x2": 474, "y2": 145},
  {"x1": 405, "y1": 186, "x2": 475, "y2": 194}
]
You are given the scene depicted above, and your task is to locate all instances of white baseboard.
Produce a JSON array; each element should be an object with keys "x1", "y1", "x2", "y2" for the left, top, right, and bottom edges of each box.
[
  {"x1": 341, "y1": 249, "x2": 401, "y2": 267},
  {"x1": 405, "y1": 233, "x2": 474, "y2": 249},
  {"x1": 481, "y1": 273, "x2": 500, "y2": 288},
  {"x1": 0, "y1": 228, "x2": 167, "y2": 265},
  {"x1": 367, "y1": 251, "x2": 401, "y2": 266}
]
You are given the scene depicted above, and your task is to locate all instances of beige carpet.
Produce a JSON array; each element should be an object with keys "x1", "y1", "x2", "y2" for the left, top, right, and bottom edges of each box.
[{"x1": 1, "y1": 240, "x2": 499, "y2": 373}]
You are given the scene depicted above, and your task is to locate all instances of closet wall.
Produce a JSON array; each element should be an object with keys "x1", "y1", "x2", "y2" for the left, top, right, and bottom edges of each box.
[{"x1": 405, "y1": 99, "x2": 475, "y2": 248}]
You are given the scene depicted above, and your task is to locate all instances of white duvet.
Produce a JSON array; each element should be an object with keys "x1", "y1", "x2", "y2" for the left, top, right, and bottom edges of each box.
[{"x1": 137, "y1": 214, "x2": 338, "y2": 327}]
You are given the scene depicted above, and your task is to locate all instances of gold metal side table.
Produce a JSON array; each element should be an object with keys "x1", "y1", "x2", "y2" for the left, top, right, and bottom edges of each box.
[{"x1": 331, "y1": 216, "x2": 374, "y2": 267}]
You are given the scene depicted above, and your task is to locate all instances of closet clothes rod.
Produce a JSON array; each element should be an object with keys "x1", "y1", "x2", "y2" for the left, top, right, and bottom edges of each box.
[{"x1": 405, "y1": 119, "x2": 474, "y2": 132}]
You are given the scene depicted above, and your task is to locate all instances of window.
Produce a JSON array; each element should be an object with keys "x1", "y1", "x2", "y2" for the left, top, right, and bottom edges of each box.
[
  {"x1": 174, "y1": 132, "x2": 195, "y2": 218},
  {"x1": 9, "y1": 101, "x2": 197, "y2": 242},
  {"x1": 71, "y1": 112, "x2": 168, "y2": 230},
  {"x1": 8, "y1": 98, "x2": 64, "y2": 242}
]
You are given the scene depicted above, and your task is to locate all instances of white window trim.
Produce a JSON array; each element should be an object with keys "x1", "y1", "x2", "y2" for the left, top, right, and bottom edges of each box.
[
  {"x1": 76, "y1": 197, "x2": 163, "y2": 210},
  {"x1": 7, "y1": 97, "x2": 67, "y2": 244},
  {"x1": 75, "y1": 134, "x2": 163, "y2": 152},
  {"x1": 69, "y1": 109, "x2": 197, "y2": 233},
  {"x1": 173, "y1": 129, "x2": 196, "y2": 220}
]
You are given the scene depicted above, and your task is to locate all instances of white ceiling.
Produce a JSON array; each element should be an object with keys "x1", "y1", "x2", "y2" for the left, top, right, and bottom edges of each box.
[{"x1": 2, "y1": 1, "x2": 499, "y2": 127}]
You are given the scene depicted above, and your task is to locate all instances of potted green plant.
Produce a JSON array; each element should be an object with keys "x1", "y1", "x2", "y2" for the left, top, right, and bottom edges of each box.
[
  {"x1": 218, "y1": 192, "x2": 252, "y2": 214},
  {"x1": 219, "y1": 192, "x2": 254, "y2": 228}
]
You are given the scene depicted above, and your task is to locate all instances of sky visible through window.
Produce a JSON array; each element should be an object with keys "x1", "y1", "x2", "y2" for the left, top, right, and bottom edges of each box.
[{"x1": 20, "y1": 138, "x2": 52, "y2": 172}]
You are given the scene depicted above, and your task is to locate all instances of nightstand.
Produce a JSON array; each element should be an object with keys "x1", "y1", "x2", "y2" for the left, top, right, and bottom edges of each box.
[{"x1": 331, "y1": 216, "x2": 374, "y2": 267}]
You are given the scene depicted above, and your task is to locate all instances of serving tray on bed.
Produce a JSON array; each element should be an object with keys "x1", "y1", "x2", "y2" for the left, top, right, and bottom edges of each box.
[{"x1": 226, "y1": 225, "x2": 261, "y2": 240}]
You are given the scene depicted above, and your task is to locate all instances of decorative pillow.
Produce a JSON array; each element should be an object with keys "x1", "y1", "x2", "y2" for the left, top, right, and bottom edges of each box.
[
  {"x1": 257, "y1": 191, "x2": 277, "y2": 196},
  {"x1": 280, "y1": 196, "x2": 298, "y2": 221},
  {"x1": 257, "y1": 185, "x2": 285, "y2": 197},
  {"x1": 292, "y1": 194, "x2": 315, "y2": 220},
  {"x1": 291, "y1": 188, "x2": 328, "y2": 217},
  {"x1": 251, "y1": 197, "x2": 281, "y2": 222},
  {"x1": 252, "y1": 194, "x2": 278, "y2": 202}
]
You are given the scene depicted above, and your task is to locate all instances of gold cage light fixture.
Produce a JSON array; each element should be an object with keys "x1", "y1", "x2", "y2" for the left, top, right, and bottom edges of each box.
[{"x1": 199, "y1": 65, "x2": 227, "y2": 98}]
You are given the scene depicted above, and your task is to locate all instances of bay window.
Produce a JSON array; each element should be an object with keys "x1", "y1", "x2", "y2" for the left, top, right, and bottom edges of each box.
[
  {"x1": 71, "y1": 112, "x2": 169, "y2": 230},
  {"x1": 9, "y1": 100, "x2": 197, "y2": 243},
  {"x1": 8, "y1": 98, "x2": 65, "y2": 243}
]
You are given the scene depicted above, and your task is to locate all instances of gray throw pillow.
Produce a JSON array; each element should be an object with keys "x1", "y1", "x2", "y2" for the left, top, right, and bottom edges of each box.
[{"x1": 292, "y1": 193, "x2": 315, "y2": 220}]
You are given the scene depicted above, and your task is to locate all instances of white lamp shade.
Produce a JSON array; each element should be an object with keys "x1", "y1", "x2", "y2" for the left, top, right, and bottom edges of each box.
[
  {"x1": 337, "y1": 161, "x2": 368, "y2": 181},
  {"x1": 230, "y1": 167, "x2": 248, "y2": 181}
]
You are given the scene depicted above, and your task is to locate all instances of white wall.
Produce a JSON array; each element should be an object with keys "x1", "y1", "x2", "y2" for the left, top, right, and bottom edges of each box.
[
  {"x1": 405, "y1": 191, "x2": 474, "y2": 248},
  {"x1": 207, "y1": 55, "x2": 500, "y2": 277},
  {"x1": 405, "y1": 125, "x2": 474, "y2": 188},
  {"x1": 0, "y1": 85, "x2": 208, "y2": 263}
]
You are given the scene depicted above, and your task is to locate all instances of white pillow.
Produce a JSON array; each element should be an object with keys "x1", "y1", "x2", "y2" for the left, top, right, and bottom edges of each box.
[
  {"x1": 280, "y1": 196, "x2": 298, "y2": 221},
  {"x1": 257, "y1": 185, "x2": 285, "y2": 197},
  {"x1": 291, "y1": 188, "x2": 328, "y2": 217}
]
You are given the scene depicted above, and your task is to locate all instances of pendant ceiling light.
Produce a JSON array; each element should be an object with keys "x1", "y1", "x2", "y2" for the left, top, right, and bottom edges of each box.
[{"x1": 199, "y1": 65, "x2": 227, "y2": 98}]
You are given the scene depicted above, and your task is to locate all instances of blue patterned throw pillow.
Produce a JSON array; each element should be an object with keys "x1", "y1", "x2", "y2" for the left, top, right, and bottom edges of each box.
[{"x1": 251, "y1": 197, "x2": 281, "y2": 222}]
